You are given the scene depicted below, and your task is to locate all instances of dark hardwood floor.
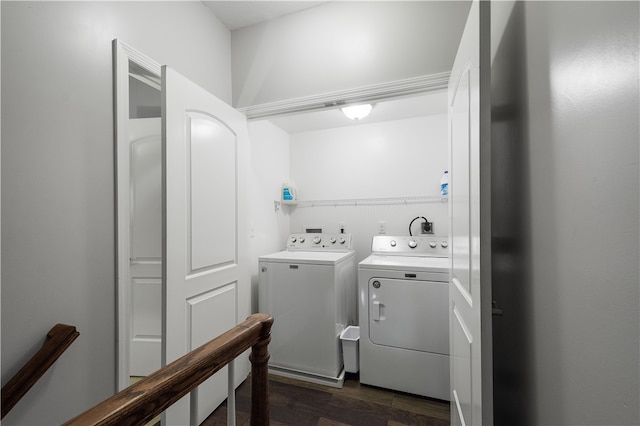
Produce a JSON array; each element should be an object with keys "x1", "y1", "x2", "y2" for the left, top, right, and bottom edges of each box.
[{"x1": 202, "y1": 373, "x2": 450, "y2": 426}]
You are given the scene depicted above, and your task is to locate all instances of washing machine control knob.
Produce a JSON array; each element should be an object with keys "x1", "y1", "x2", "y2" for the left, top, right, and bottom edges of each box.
[
  {"x1": 429, "y1": 241, "x2": 437, "y2": 248},
  {"x1": 441, "y1": 240, "x2": 448, "y2": 248},
  {"x1": 339, "y1": 237, "x2": 346, "y2": 244},
  {"x1": 390, "y1": 240, "x2": 397, "y2": 247},
  {"x1": 299, "y1": 237, "x2": 305, "y2": 243},
  {"x1": 330, "y1": 237, "x2": 337, "y2": 244},
  {"x1": 313, "y1": 236, "x2": 322, "y2": 244},
  {"x1": 408, "y1": 239, "x2": 418, "y2": 249},
  {"x1": 290, "y1": 237, "x2": 297, "y2": 243}
]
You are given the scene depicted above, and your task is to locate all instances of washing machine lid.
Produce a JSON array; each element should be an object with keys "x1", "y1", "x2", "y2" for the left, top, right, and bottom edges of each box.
[
  {"x1": 259, "y1": 249, "x2": 355, "y2": 265},
  {"x1": 359, "y1": 254, "x2": 449, "y2": 273}
]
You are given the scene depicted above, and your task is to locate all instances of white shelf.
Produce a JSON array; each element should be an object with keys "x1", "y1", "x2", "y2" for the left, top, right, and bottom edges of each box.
[{"x1": 274, "y1": 195, "x2": 447, "y2": 210}]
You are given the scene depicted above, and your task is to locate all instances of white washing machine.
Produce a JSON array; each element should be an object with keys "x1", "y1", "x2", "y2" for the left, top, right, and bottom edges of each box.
[
  {"x1": 358, "y1": 235, "x2": 450, "y2": 400},
  {"x1": 259, "y1": 233, "x2": 356, "y2": 388}
]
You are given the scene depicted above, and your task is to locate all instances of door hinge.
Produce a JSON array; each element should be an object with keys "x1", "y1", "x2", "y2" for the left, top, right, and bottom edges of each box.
[{"x1": 492, "y1": 300, "x2": 504, "y2": 316}]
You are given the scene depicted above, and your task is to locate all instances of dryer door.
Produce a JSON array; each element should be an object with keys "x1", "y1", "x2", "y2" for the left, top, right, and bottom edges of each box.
[{"x1": 369, "y1": 277, "x2": 449, "y2": 355}]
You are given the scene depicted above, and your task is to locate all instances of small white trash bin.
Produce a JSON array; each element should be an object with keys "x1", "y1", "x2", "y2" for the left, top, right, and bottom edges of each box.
[{"x1": 340, "y1": 326, "x2": 360, "y2": 373}]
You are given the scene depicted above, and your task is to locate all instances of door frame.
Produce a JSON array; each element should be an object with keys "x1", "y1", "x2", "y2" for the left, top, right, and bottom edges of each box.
[
  {"x1": 113, "y1": 39, "x2": 162, "y2": 391},
  {"x1": 478, "y1": 1, "x2": 493, "y2": 423}
]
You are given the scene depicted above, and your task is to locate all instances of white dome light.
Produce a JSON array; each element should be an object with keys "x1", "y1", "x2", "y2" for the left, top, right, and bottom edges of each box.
[{"x1": 341, "y1": 104, "x2": 373, "y2": 120}]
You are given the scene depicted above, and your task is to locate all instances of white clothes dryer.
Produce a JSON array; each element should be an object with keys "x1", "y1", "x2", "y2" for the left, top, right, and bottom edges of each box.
[
  {"x1": 259, "y1": 233, "x2": 356, "y2": 388},
  {"x1": 358, "y1": 235, "x2": 450, "y2": 400}
]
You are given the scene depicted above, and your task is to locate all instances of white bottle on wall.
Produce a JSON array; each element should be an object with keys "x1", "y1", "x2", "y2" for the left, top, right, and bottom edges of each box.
[{"x1": 440, "y1": 171, "x2": 448, "y2": 196}]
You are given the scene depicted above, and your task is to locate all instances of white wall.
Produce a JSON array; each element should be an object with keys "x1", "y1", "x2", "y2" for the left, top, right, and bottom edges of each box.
[
  {"x1": 288, "y1": 114, "x2": 449, "y2": 264},
  {"x1": 247, "y1": 120, "x2": 291, "y2": 312},
  {"x1": 1, "y1": 2, "x2": 231, "y2": 424},
  {"x1": 527, "y1": 3, "x2": 639, "y2": 423},
  {"x1": 491, "y1": 1, "x2": 639, "y2": 424},
  {"x1": 231, "y1": 1, "x2": 470, "y2": 107}
]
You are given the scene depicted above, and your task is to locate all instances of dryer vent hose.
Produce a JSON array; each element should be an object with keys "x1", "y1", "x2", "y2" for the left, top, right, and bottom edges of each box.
[{"x1": 409, "y1": 216, "x2": 429, "y2": 236}]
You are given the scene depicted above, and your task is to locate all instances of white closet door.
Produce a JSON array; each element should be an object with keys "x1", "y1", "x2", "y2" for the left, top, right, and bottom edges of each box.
[
  {"x1": 129, "y1": 118, "x2": 162, "y2": 377},
  {"x1": 448, "y1": 0, "x2": 493, "y2": 425},
  {"x1": 162, "y1": 66, "x2": 250, "y2": 425}
]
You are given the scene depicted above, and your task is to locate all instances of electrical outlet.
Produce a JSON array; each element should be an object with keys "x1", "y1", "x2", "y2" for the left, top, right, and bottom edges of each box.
[
  {"x1": 421, "y1": 221, "x2": 434, "y2": 234},
  {"x1": 378, "y1": 221, "x2": 386, "y2": 234}
]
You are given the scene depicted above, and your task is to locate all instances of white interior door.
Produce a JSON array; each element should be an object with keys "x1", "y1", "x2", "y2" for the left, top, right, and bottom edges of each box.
[
  {"x1": 129, "y1": 118, "x2": 162, "y2": 376},
  {"x1": 448, "y1": 1, "x2": 492, "y2": 425},
  {"x1": 114, "y1": 39, "x2": 164, "y2": 391},
  {"x1": 162, "y1": 66, "x2": 251, "y2": 425}
]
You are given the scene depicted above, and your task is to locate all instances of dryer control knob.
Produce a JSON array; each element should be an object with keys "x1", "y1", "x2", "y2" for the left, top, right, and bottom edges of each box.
[
  {"x1": 429, "y1": 241, "x2": 437, "y2": 248},
  {"x1": 408, "y1": 239, "x2": 418, "y2": 248},
  {"x1": 299, "y1": 237, "x2": 305, "y2": 243},
  {"x1": 330, "y1": 237, "x2": 337, "y2": 244},
  {"x1": 390, "y1": 240, "x2": 397, "y2": 247},
  {"x1": 441, "y1": 241, "x2": 449, "y2": 248},
  {"x1": 313, "y1": 236, "x2": 321, "y2": 244},
  {"x1": 339, "y1": 237, "x2": 346, "y2": 244},
  {"x1": 290, "y1": 237, "x2": 297, "y2": 243}
]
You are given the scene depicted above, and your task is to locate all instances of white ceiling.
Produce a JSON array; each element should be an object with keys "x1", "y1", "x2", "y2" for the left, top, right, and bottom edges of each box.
[{"x1": 203, "y1": 1, "x2": 329, "y2": 30}]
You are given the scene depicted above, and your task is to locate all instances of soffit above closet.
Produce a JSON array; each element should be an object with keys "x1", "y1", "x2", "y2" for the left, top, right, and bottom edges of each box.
[
  {"x1": 266, "y1": 90, "x2": 448, "y2": 134},
  {"x1": 203, "y1": 1, "x2": 329, "y2": 30}
]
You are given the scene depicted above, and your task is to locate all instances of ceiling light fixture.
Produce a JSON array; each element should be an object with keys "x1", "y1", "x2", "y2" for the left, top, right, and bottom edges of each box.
[{"x1": 341, "y1": 104, "x2": 373, "y2": 120}]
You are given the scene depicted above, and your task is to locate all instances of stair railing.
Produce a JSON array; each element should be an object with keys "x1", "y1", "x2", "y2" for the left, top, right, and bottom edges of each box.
[
  {"x1": 1, "y1": 323, "x2": 80, "y2": 419},
  {"x1": 63, "y1": 313, "x2": 273, "y2": 426}
]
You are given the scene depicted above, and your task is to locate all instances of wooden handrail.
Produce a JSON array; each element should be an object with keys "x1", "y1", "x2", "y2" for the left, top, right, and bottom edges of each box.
[
  {"x1": 63, "y1": 313, "x2": 273, "y2": 426},
  {"x1": 1, "y1": 323, "x2": 80, "y2": 419}
]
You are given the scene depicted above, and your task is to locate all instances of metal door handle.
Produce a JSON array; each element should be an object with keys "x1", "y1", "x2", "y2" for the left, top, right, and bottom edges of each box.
[{"x1": 492, "y1": 300, "x2": 504, "y2": 316}]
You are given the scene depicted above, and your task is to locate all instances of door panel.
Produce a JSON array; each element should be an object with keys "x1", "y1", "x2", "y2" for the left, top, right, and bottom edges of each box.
[
  {"x1": 448, "y1": 1, "x2": 491, "y2": 425},
  {"x1": 130, "y1": 277, "x2": 161, "y2": 375},
  {"x1": 131, "y1": 122, "x2": 162, "y2": 261},
  {"x1": 187, "y1": 283, "x2": 237, "y2": 424},
  {"x1": 452, "y1": 306, "x2": 473, "y2": 424},
  {"x1": 162, "y1": 66, "x2": 251, "y2": 425},
  {"x1": 187, "y1": 112, "x2": 236, "y2": 271}
]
